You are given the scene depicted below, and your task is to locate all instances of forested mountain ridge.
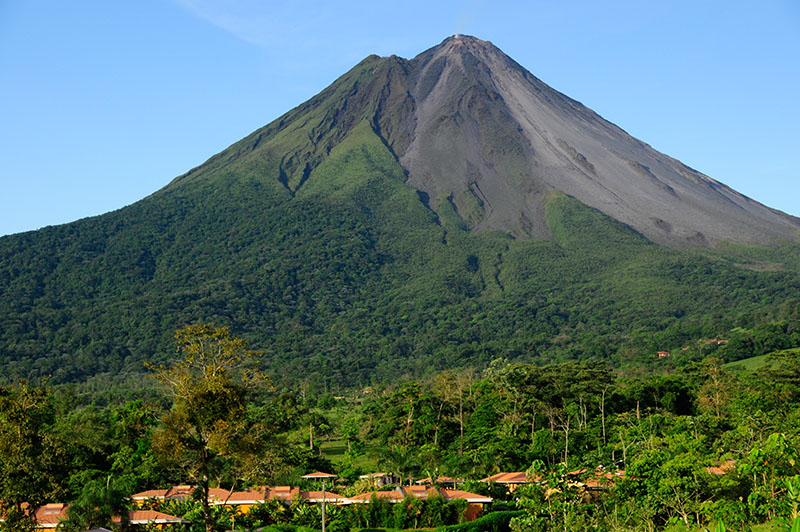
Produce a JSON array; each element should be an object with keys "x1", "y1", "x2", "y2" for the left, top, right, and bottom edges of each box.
[{"x1": 2, "y1": 36, "x2": 800, "y2": 395}]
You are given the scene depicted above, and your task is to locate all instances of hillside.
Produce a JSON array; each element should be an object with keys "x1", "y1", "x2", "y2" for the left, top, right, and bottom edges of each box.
[{"x1": 2, "y1": 36, "x2": 800, "y2": 395}]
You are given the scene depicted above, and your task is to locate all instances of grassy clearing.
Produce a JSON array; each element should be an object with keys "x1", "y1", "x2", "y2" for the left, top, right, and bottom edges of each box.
[
  {"x1": 319, "y1": 438, "x2": 379, "y2": 471},
  {"x1": 724, "y1": 354, "x2": 770, "y2": 371},
  {"x1": 725, "y1": 347, "x2": 800, "y2": 371}
]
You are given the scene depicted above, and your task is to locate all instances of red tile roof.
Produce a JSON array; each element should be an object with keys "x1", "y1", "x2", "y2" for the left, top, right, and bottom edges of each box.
[
  {"x1": 301, "y1": 491, "x2": 349, "y2": 503},
  {"x1": 480, "y1": 472, "x2": 539, "y2": 483},
  {"x1": 116, "y1": 510, "x2": 189, "y2": 525},
  {"x1": 131, "y1": 485, "x2": 197, "y2": 501},
  {"x1": 33, "y1": 503, "x2": 68, "y2": 528},
  {"x1": 348, "y1": 491, "x2": 405, "y2": 502},
  {"x1": 266, "y1": 486, "x2": 301, "y2": 501},
  {"x1": 441, "y1": 489, "x2": 492, "y2": 503},
  {"x1": 301, "y1": 472, "x2": 337, "y2": 479}
]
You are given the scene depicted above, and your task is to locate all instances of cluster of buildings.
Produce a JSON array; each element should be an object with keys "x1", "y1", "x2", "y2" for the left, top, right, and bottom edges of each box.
[
  {"x1": 8, "y1": 466, "x2": 661, "y2": 529},
  {"x1": 127, "y1": 477, "x2": 494, "y2": 524},
  {"x1": 18, "y1": 503, "x2": 189, "y2": 529},
  {"x1": 9, "y1": 475, "x2": 492, "y2": 530}
]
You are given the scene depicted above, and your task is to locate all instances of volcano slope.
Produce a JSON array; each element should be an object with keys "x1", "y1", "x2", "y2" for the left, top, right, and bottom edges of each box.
[{"x1": 2, "y1": 36, "x2": 799, "y2": 394}]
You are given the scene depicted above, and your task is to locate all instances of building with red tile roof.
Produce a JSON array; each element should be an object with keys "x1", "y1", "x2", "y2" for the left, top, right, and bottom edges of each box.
[
  {"x1": 131, "y1": 485, "x2": 197, "y2": 503},
  {"x1": 32, "y1": 503, "x2": 68, "y2": 528},
  {"x1": 480, "y1": 472, "x2": 540, "y2": 491},
  {"x1": 705, "y1": 460, "x2": 736, "y2": 475}
]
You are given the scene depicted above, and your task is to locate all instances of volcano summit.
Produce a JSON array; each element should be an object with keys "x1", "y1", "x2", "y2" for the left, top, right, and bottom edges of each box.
[{"x1": 172, "y1": 34, "x2": 800, "y2": 247}]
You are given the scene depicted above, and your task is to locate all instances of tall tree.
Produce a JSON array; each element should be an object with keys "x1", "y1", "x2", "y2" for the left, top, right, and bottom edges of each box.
[
  {"x1": 0, "y1": 383, "x2": 64, "y2": 532},
  {"x1": 150, "y1": 324, "x2": 263, "y2": 532}
]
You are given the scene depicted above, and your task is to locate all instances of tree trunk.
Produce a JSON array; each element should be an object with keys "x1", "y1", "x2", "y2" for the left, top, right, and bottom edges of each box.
[
  {"x1": 404, "y1": 403, "x2": 414, "y2": 447},
  {"x1": 201, "y1": 474, "x2": 213, "y2": 532},
  {"x1": 600, "y1": 387, "x2": 607, "y2": 446},
  {"x1": 458, "y1": 398, "x2": 464, "y2": 455}
]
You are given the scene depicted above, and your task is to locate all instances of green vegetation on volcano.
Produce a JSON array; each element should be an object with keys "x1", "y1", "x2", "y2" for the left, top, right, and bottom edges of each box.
[
  {"x1": 2, "y1": 152, "x2": 800, "y2": 396},
  {"x1": 2, "y1": 51, "x2": 800, "y2": 396}
]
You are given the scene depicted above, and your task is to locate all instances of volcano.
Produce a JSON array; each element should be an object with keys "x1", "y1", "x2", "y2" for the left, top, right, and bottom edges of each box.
[
  {"x1": 2, "y1": 36, "x2": 799, "y2": 391},
  {"x1": 170, "y1": 34, "x2": 800, "y2": 247}
]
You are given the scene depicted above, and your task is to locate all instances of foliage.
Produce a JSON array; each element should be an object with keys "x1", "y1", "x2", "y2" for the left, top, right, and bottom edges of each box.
[
  {"x1": 0, "y1": 383, "x2": 65, "y2": 532},
  {"x1": 438, "y1": 510, "x2": 524, "y2": 532},
  {"x1": 150, "y1": 324, "x2": 265, "y2": 532},
  {"x1": 3, "y1": 336, "x2": 800, "y2": 530},
  {"x1": 57, "y1": 476, "x2": 132, "y2": 531},
  {"x1": 2, "y1": 112, "x2": 800, "y2": 398}
]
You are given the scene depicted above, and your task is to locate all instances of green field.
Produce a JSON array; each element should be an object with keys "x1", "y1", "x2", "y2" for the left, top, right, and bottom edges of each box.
[{"x1": 725, "y1": 347, "x2": 800, "y2": 371}]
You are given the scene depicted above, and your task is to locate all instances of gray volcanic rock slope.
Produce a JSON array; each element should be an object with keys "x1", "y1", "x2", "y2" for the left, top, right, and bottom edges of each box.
[
  {"x1": 169, "y1": 35, "x2": 799, "y2": 248},
  {"x1": 396, "y1": 36, "x2": 799, "y2": 246}
]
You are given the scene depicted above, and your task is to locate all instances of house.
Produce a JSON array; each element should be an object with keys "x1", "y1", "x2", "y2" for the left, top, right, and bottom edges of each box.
[
  {"x1": 32, "y1": 503, "x2": 68, "y2": 528},
  {"x1": 706, "y1": 460, "x2": 736, "y2": 475},
  {"x1": 348, "y1": 486, "x2": 491, "y2": 521},
  {"x1": 207, "y1": 487, "x2": 350, "y2": 514},
  {"x1": 480, "y1": 472, "x2": 540, "y2": 492}
]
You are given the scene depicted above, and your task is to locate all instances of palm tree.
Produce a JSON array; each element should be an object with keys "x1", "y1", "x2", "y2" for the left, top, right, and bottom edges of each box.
[{"x1": 58, "y1": 476, "x2": 131, "y2": 531}]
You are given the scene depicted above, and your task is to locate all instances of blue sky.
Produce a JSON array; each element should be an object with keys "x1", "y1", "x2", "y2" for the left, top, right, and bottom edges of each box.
[{"x1": 1, "y1": 0, "x2": 798, "y2": 236}]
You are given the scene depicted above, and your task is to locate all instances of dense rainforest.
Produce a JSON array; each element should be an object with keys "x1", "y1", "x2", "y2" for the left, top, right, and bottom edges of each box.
[
  {"x1": 2, "y1": 326, "x2": 799, "y2": 531},
  {"x1": 3, "y1": 172, "x2": 800, "y2": 400}
]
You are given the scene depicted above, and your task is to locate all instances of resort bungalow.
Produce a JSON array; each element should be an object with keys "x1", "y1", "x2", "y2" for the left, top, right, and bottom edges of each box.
[{"x1": 208, "y1": 487, "x2": 349, "y2": 513}]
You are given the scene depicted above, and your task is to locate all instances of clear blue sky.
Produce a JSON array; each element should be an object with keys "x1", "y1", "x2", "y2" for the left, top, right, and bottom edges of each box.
[{"x1": 1, "y1": 0, "x2": 798, "y2": 236}]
